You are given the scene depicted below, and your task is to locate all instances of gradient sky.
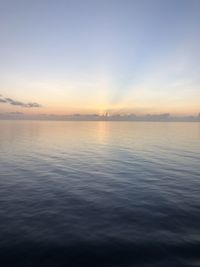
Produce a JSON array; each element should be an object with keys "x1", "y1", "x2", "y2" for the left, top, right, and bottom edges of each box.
[{"x1": 0, "y1": 0, "x2": 200, "y2": 115}]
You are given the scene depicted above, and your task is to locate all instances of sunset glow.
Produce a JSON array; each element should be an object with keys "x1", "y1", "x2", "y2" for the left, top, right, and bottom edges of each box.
[{"x1": 0, "y1": 0, "x2": 200, "y2": 117}]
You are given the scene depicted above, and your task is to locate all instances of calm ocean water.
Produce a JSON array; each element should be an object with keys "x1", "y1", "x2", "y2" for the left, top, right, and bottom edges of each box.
[{"x1": 0, "y1": 121, "x2": 200, "y2": 267}]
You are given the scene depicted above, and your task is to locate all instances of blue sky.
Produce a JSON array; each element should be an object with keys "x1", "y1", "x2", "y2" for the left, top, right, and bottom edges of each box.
[{"x1": 0, "y1": 0, "x2": 200, "y2": 115}]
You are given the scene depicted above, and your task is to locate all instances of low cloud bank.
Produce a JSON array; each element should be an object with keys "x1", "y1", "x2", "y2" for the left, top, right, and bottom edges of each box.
[{"x1": 0, "y1": 112, "x2": 200, "y2": 122}]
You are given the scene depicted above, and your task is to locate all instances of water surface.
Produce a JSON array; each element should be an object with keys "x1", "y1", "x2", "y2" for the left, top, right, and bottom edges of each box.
[{"x1": 0, "y1": 121, "x2": 200, "y2": 266}]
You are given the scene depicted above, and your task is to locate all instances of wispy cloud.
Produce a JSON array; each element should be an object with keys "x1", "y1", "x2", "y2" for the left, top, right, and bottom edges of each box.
[{"x1": 0, "y1": 94, "x2": 41, "y2": 108}]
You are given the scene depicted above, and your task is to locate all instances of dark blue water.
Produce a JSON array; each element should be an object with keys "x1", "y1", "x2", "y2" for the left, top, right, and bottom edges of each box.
[{"x1": 0, "y1": 121, "x2": 200, "y2": 266}]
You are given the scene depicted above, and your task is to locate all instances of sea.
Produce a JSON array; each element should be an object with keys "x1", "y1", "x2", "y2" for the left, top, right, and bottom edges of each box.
[{"x1": 0, "y1": 121, "x2": 200, "y2": 267}]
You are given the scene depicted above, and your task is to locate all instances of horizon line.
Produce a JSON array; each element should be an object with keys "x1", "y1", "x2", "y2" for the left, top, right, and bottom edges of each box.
[{"x1": 0, "y1": 112, "x2": 200, "y2": 122}]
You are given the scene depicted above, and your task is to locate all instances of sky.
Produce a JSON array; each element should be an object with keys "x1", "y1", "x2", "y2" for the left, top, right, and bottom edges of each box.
[{"x1": 0, "y1": 0, "x2": 200, "y2": 116}]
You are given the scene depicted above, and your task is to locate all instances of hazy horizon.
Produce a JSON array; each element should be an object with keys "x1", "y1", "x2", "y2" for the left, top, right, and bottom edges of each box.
[{"x1": 0, "y1": 110, "x2": 200, "y2": 121}]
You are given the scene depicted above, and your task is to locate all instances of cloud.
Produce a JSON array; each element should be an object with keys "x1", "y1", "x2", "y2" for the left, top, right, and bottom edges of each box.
[
  {"x1": 0, "y1": 98, "x2": 7, "y2": 103},
  {"x1": 7, "y1": 112, "x2": 24, "y2": 115},
  {"x1": 0, "y1": 111, "x2": 199, "y2": 121},
  {"x1": 0, "y1": 95, "x2": 41, "y2": 108}
]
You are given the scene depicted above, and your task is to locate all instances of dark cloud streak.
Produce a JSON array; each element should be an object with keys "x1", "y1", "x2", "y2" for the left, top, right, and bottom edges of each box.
[{"x1": 0, "y1": 95, "x2": 41, "y2": 108}]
